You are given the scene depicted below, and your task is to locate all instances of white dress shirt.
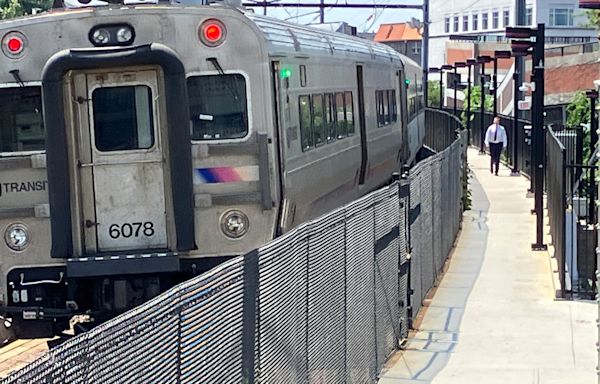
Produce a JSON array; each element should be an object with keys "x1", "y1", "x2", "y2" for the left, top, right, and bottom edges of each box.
[{"x1": 484, "y1": 124, "x2": 508, "y2": 148}]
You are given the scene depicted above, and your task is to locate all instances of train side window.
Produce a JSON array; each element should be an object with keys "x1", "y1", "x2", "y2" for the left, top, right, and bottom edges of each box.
[
  {"x1": 383, "y1": 90, "x2": 390, "y2": 125},
  {"x1": 0, "y1": 87, "x2": 44, "y2": 155},
  {"x1": 344, "y1": 91, "x2": 354, "y2": 135},
  {"x1": 325, "y1": 93, "x2": 336, "y2": 142},
  {"x1": 390, "y1": 90, "x2": 397, "y2": 122},
  {"x1": 92, "y1": 85, "x2": 155, "y2": 152},
  {"x1": 299, "y1": 95, "x2": 313, "y2": 151},
  {"x1": 187, "y1": 74, "x2": 248, "y2": 141},
  {"x1": 335, "y1": 92, "x2": 347, "y2": 138},
  {"x1": 300, "y1": 65, "x2": 307, "y2": 87},
  {"x1": 375, "y1": 91, "x2": 383, "y2": 127},
  {"x1": 312, "y1": 94, "x2": 325, "y2": 146}
]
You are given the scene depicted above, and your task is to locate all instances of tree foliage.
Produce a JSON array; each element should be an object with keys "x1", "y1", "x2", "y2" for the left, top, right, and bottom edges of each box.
[
  {"x1": 460, "y1": 85, "x2": 493, "y2": 126},
  {"x1": 566, "y1": 91, "x2": 591, "y2": 128},
  {"x1": 585, "y1": 10, "x2": 600, "y2": 28},
  {"x1": 427, "y1": 80, "x2": 443, "y2": 108},
  {"x1": 0, "y1": 0, "x2": 54, "y2": 19}
]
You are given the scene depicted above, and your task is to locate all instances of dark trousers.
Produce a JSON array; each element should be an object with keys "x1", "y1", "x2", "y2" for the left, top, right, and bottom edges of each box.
[{"x1": 489, "y1": 142, "x2": 503, "y2": 174}]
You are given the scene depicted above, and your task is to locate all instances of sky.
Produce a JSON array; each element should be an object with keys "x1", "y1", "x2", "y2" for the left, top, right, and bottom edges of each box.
[{"x1": 244, "y1": 0, "x2": 423, "y2": 33}]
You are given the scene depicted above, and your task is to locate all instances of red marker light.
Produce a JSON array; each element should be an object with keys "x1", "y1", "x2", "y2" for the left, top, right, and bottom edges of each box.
[
  {"x1": 199, "y1": 19, "x2": 226, "y2": 47},
  {"x1": 7, "y1": 37, "x2": 23, "y2": 54},
  {"x1": 204, "y1": 24, "x2": 222, "y2": 43},
  {"x1": 2, "y1": 32, "x2": 27, "y2": 58}
]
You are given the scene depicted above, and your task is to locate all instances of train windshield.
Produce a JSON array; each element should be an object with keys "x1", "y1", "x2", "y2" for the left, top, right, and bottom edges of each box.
[
  {"x1": 0, "y1": 87, "x2": 44, "y2": 155},
  {"x1": 188, "y1": 74, "x2": 248, "y2": 140}
]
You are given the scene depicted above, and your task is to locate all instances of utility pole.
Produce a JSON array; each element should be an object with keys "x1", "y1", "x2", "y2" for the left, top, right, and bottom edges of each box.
[
  {"x1": 320, "y1": 0, "x2": 324, "y2": 23},
  {"x1": 422, "y1": 0, "x2": 430, "y2": 109}
]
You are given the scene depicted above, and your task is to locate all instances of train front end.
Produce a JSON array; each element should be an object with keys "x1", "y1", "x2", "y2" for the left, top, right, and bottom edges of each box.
[{"x1": 0, "y1": 5, "x2": 278, "y2": 336}]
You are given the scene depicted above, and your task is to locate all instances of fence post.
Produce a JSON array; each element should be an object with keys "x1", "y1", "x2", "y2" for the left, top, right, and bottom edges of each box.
[{"x1": 241, "y1": 250, "x2": 260, "y2": 384}]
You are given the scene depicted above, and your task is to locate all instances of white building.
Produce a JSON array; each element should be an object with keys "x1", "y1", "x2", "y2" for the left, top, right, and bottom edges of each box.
[{"x1": 429, "y1": 0, "x2": 598, "y2": 69}]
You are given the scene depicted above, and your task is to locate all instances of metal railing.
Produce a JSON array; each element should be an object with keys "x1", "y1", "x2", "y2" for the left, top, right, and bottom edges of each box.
[
  {"x1": 545, "y1": 42, "x2": 599, "y2": 57},
  {"x1": 546, "y1": 128, "x2": 567, "y2": 297},
  {"x1": 546, "y1": 126, "x2": 597, "y2": 298},
  {"x1": 2, "y1": 112, "x2": 466, "y2": 384},
  {"x1": 566, "y1": 164, "x2": 598, "y2": 298},
  {"x1": 463, "y1": 110, "x2": 533, "y2": 178}
]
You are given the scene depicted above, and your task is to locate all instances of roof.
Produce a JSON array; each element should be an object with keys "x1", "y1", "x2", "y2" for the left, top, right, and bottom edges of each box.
[
  {"x1": 374, "y1": 23, "x2": 422, "y2": 43},
  {"x1": 247, "y1": 14, "x2": 405, "y2": 64}
]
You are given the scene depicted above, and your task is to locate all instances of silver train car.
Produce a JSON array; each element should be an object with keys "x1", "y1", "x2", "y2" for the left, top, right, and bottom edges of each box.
[{"x1": 0, "y1": 1, "x2": 425, "y2": 336}]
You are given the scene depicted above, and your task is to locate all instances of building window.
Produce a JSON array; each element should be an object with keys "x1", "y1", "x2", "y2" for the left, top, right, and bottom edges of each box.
[
  {"x1": 411, "y1": 43, "x2": 421, "y2": 55},
  {"x1": 549, "y1": 8, "x2": 574, "y2": 26},
  {"x1": 492, "y1": 10, "x2": 499, "y2": 29},
  {"x1": 526, "y1": 7, "x2": 533, "y2": 26},
  {"x1": 472, "y1": 13, "x2": 478, "y2": 30},
  {"x1": 445, "y1": 16, "x2": 450, "y2": 33},
  {"x1": 453, "y1": 15, "x2": 459, "y2": 32},
  {"x1": 463, "y1": 15, "x2": 469, "y2": 31},
  {"x1": 503, "y1": 9, "x2": 510, "y2": 27},
  {"x1": 482, "y1": 12, "x2": 489, "y2": 29}
]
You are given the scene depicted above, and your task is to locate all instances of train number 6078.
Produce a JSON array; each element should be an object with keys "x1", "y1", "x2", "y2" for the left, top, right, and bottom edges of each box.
[{"x1": 109, "y1": 222, "x2": 155, "y2": 239}]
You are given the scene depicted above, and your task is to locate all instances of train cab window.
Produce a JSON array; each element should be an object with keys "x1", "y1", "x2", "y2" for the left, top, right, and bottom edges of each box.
[
  {"x1": 325, "y1": 93, "x2": 336, "y2": 142},
  {"x1": 92, "y1": 85, "x2": 155, "y2": 152},
  {"x1": 187, "y1": 74, "x2": 248, "y2": 140},
  {"x1": 0, "y1": 87, "x2": 44, "y2": 154},
  {"x1": 299, "y1": 95, "x2": 313, "y2": 150},
  {"x1": 312, "y1": 94, "x2": 325, "y2": 146}
]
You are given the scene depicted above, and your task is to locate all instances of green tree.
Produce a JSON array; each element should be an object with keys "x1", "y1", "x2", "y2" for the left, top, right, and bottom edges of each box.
[
  {"x1": 1, "y1": 0, "x2": 54, "y2": 19},
  {"x1": 566, "y1": 90, "x2": 591, "y2": 128},
  {"x1": 585, "y1": 9, "x2": 600, "y2": 28},
  {"x1": 427, "y1": 80, "x2": 443, "y2": 108},
  {"x1": 566, "y1": 91, "x2": 593, "y2": 164},
  {"x1": 460, "y1": 85, "x2": 493, "y2": 126}
]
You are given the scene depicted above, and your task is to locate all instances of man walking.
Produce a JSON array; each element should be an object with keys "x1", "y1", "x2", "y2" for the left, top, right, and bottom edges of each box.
[{"x1": 484, "y1": 116, "x2": 508, "y2": 176}]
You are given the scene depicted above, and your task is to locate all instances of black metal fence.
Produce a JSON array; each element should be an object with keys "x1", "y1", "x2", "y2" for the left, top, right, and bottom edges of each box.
[
  {"x1": 566, "y1": 164, "x2": 598, "y2": 298},
  {"x1": 470, "y1": 111, "x2": 533, "y2": 177},
  {"x1": 2, "y1": 114, "x2": 466, "y2": 384},
  {"x1": 546, "y1": 127, "x2": 597, "y2": 298},
  {"x1": 424, "y1": 108, "x2": 463, "y2": 152},
  {"x1": 546, "y1": 128, "x2": 567, "y2": 297}
]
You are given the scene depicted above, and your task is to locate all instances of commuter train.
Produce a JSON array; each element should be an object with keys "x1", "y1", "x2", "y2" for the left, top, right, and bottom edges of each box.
[{"x1": 0, "y1": 0, "x2": 425, "y2": 336}]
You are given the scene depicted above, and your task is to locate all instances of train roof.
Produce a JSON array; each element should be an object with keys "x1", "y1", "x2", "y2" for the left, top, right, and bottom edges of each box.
[
  {"x1": 0, "y1": 3, "x2": 415, "y2": 68},
  {"x1": 245, "y1": 13, "x2": 406, "y2": 65}
]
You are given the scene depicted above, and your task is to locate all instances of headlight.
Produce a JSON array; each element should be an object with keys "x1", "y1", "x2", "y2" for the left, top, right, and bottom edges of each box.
[
  {"x1": 4, "y1": 223, "x2": 30, "y2": 251},
  {"x1": 116, "y1": 27, "x2": 133, "y2": 43},
  {"x1": 220, "y1": 210, "x2": 249, "y2": 239},
  {"x1": 91, "y1": 28, "x2": 110, "y2": 46}
]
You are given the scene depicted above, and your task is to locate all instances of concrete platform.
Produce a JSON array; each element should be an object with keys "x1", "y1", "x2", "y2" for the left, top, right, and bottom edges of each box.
[{"x1": 379, "y1": 148, "x2": 597, "y2": 384}]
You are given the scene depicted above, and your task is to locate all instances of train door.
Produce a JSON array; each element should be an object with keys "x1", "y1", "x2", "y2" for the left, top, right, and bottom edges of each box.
[
  {"x1": 72, "y1": 69, "x2": 168, "y2": 253},
  {"x1": 356, "y1": 65, "x2": 368, "y2": 184}
]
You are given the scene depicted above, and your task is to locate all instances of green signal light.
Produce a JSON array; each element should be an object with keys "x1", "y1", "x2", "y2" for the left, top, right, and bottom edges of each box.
[
  {"x1": 281, "y1": 68, "x2": 292, "y2": 78},
  {"x1": 405, "y1": 79, "x2": 411, "y2": 85}
]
